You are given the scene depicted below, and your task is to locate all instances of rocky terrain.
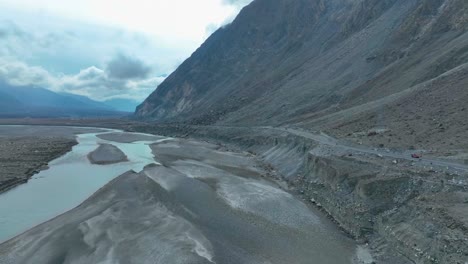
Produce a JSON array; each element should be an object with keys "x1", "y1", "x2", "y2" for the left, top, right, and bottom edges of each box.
[
  {"x1": 132, "y1": 1, "x2": 468, "y2": 262},
  {"x1": 136, "y1": 0, "x2": 468, "y2": 151},
  {"x1": 4, "y1": 0, "x2": 468, "y2": 154},
  {"x1": 127, "y1": 124, "x2": 468, "y2": 264}
]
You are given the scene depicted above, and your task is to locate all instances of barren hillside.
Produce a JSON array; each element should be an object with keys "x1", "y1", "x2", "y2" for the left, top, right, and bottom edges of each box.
[{"x1": 136, "y1": 0, "x2": 467, "y2": 152}]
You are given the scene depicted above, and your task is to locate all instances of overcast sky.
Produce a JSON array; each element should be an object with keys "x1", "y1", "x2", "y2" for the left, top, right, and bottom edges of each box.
[{"x1": 0, "y1": 0, "x2": 252, "y2": 102}]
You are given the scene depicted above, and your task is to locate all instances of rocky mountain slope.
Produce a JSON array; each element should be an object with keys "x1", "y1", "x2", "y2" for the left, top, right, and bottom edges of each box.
[
  {"x1": 136, "y1": 0, "x2": 467, "y2": 150},
  {"x1": 134, "y1": 1, "x2": 468, "y2": 263}
]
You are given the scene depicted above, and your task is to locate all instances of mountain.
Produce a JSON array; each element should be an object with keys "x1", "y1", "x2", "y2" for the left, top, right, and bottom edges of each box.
[
  {"x1": 136, "y1": 0, "x2": 468, "y2": 148},
  {"x1": 104, "y1": 98, "x2": 141, "y2": 113},
  {"x1": 0, "y1": 90, "x2": 22, "y2": 108},
  {"x1": 59, "y1": 93, "x2": 115, "y2": 111},
  {"x1": 133, "y1": 1, "x2": 468, "y2": 263},
  {"x1": 0, "y1": 82, "x2": 126, "y2": 117}
]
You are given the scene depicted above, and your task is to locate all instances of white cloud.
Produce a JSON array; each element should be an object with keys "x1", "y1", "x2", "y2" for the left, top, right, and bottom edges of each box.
[
  {"x1": 0, "y1": 58, "x2": 165, "y2": 102},
  {"x1": 0, "y1": 0, "x2": 247, "y2": 43},
  {"x1": 223, "y1": 0, "x2": 253, "y2": 8},
  {"x1": 0, "y1": 59, "x2": 53, "y2": 88},
  {"x1": 0, "y1": 0, "x2": 253, "y2": 103},
  {"x1": 0, "y1": 17, "x2": 188, "y2": 75}
]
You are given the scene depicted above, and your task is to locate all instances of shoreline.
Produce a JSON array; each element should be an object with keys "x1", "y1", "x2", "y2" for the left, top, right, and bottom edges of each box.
[
  {"x1": 0, "y1": 170, "x2": 136, "y2": 245},
  {"x1": 0, "y1": 137, "x2": 77, "y2": 195},
  {"x1": 0, "y1": 125, "x2": 109, "y2": 195}
]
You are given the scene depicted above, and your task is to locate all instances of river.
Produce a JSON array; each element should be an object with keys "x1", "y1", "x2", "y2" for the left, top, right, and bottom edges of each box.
[{"x1": 0, "y1": 129, "x2": 163, "y2": 242}]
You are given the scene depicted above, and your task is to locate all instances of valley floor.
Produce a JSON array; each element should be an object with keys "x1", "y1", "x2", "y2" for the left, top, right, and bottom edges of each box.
[
  {"x1": 0, "y1": 119, "x2": 467, "y2": 263},
  {"x1": 0, "y1": 128, "x2": 367, "y2": 264}
]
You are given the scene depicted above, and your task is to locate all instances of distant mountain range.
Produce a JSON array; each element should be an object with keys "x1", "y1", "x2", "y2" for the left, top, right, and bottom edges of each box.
[{"x1": 0, "y1": 82, "x2": 134, "y2": 118}]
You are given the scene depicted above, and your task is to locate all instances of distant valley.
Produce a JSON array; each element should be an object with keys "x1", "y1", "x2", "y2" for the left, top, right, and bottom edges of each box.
[
  {"x1": 0, "y1": 0, "x2": 467, "y2": 263},
  {"x1": 0, "y1": 81, "x2": 138, "y2": 117}
]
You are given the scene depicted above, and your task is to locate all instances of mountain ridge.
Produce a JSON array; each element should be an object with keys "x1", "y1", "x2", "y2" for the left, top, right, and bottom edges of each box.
[
  {"x1": 0, "y1": 82, "x2": 129, "y2": 117},
  {"x1": 136, "y1": 0, "x2": 467, "y2": 134}
]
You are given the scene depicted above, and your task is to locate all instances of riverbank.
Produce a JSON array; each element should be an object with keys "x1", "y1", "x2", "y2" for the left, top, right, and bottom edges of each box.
[
  {"x1": 0, "y1": 137, "x2": 76, "y2": 193},
  {"x1": 0, "y1": 128, "x2": 167, "y2": 244},
  {"x1": 0, "y1": 126, "x2": 104, "y2": 194}
]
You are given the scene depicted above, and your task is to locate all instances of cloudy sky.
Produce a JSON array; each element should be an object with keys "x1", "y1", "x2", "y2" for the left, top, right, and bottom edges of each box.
[{"x1": 0, "y1": 0, "x2": 252, "y2": 103}]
